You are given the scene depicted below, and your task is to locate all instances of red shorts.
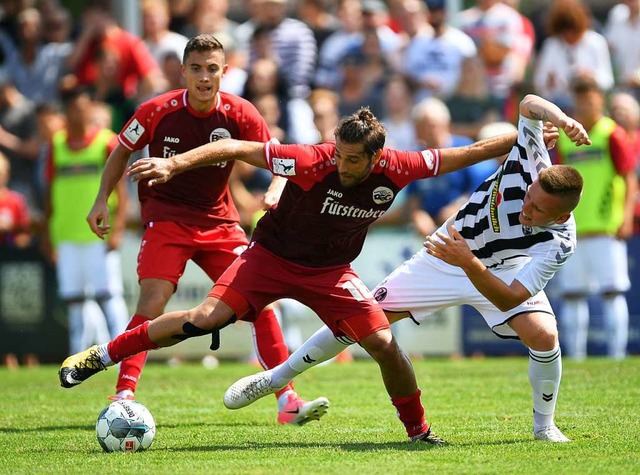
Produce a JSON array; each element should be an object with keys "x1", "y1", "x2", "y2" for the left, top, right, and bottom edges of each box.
[
  {"x1": 208, "y1": 243, "x2": 390, "y2": 341},
  {"x1": 137, "y1": 221, "x2": 249, "y2": 287}
]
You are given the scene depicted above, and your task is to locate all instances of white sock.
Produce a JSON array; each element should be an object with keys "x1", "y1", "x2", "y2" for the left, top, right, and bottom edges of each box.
[
  {"x1": 529, "y1": 345, "x2": 562, "y2": 431},
  {"x1": 270, "y1": 325, "x2": 353, "y2": 388},
  {"x1": 602, "y1": 295, "x2": 629, "y2": 359},
  {"x1": 96, "y1": 343, "x2": 113, "y2": 366},
  {"x1": 561, "y1": 299, "x2": 589, "y2": 359}
]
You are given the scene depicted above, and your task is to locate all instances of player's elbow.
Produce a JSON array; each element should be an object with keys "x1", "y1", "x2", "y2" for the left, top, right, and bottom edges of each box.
[{"x1": 519, "y1": 94, "x2": 538, "y2": 117}]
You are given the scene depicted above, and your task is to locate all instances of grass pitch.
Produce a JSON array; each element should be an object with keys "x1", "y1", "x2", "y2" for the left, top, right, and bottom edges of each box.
[{"x1": 1, "y1": 357, "x2": 638, "y2": 475}]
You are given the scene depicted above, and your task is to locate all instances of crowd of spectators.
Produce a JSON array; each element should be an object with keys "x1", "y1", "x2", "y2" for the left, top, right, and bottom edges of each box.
[
  {"x1": 1, "y1": 0, "x2": 640, "y2": 364},
  {"x1": 0, "y1": 0, "x2": 637, "y2": 235}
]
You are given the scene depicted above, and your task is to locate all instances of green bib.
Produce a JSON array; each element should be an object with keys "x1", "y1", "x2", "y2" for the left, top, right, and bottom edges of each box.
[
  {"x1": 49, "y1": 128, "x2": 115, "y2": 245},
  {"x1": 557, "y1": 117, "x2": 625, "y2": 235}
]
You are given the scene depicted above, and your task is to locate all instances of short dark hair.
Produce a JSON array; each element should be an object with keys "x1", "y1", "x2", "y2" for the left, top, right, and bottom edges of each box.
[
  {"x1": 570, "y1": 75, "x2": 602, "y2": 95},
  {"x1": 335, "y1": 107, "x2": 386, "y2": 158},
  {"x1": 539, "y1": 165, "x2": 583, "y2": 212},
  {"x1": 59, "y1": 85, "x2": 90, "y2": 105},
  {"x1": 183, "y1": 34, "x2": 225, "y2": 64}
]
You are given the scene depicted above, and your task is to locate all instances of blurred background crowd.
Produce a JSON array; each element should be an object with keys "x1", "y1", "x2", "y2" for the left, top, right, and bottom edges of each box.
[{"x1": 1, "y1": 0, "x2": 639, "y2": 366}]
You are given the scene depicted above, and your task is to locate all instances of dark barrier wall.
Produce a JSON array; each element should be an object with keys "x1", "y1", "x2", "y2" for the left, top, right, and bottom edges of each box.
[
  {"x1": 2, "y1": 235, "x2": 640, "y2": 361},
  {"x1": 0, "y1": 247, "x2": 68, "y2": 362}
]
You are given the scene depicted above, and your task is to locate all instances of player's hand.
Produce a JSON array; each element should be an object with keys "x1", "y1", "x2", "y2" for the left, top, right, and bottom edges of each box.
[
  {"x1": 560, "y1": 116, "x2": 591, "y2": 146},
  {"x1": 87, "y1": 200, "x2": 111, "y2": 239},
  {"x1": 617, "y1": 215, "x2": 634, "y2": 240},
  {"x1": 424, "y1": 225, "x2": 474, "y2": 267},
  {"x1": 542, "y1": 122, "x2": 559, "y2": 150},
  {"x1": 127, "y1": 157, "x2": 175, "y2": 186},
  {"x1": 261, "y1": 176, "x2": 286, "y2": 209}
]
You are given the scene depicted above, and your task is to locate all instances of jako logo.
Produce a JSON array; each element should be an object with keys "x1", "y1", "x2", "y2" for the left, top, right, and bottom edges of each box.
[{"x1": 164, "y1": 136, "x2": 180, "y2": 143}]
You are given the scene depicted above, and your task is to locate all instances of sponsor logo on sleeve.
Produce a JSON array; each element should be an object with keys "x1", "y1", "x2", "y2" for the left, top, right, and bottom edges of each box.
[
  {"x1": 421, "y1": 150, "x2": 435, "y2": 171},
  {"x1": 372, "y1": 186, "x2": 394, "y2": 204},
  {"x1": 273, "y1": 157, "x2": 296, "y2": 176},
  {"x1": 123, "y1": 119, "x2": 145, "y2": 144}
]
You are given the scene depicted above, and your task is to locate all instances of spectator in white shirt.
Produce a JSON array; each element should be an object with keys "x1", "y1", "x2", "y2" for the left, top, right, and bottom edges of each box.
[
  {"x1": 605, "y1": 0, "x2": 640, "y2": 99},
  {"x1": 533, "y1": 0, "x2": 613, "y2": 111}
]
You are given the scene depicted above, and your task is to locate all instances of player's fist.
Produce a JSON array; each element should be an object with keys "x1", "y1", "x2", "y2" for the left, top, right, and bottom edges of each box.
[{"x1": 561, "y1": 117, "x2": 591, "y2": 146}]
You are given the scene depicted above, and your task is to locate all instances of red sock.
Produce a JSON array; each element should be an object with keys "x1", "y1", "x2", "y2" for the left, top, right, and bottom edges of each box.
[
  {"x1": 391, "y1": 389, "x2": 429, "y2": 438},
  {"x1": 107, "y1": 318, "x2": 158, "y2": 365},
  {"x1": 252, "y1": 307, "x2": 294, "y2": 397},
  {"x1": 114, "y1": 314, "x2": 153, "y2": 393}
]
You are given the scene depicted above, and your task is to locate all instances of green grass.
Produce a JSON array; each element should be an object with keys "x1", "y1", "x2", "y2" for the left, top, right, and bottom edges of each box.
[{"x1": 1, "y1": 358, "x2": 639, "y2": 475}]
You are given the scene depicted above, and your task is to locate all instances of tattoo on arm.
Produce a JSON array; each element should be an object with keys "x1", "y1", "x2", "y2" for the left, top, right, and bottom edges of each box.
[{"x1": 527, "y1": 108, "x2": 549, "y2": 121}]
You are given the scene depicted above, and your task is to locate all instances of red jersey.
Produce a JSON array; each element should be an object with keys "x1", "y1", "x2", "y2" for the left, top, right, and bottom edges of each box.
[
  {"x1": 118, "y1": 90, "x2": 271, "y2": 227},
  {"x1": 253, "y1": 142, "x2": 441, "y2": 267},
  {"x1": 0, "y1": 189, "x2": 29, "y2": 247},
  {"x1": 75, "y1": 29, "x2": 158, "y2": 99}
]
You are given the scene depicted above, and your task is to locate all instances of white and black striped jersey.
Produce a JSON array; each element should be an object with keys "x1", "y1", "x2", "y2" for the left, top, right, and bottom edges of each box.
[{"x1": 437, "y1": 115, "x2": 577, "y2": 297}]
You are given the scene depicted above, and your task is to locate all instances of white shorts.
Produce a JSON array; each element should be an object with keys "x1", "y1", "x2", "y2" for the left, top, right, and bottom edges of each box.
[
  {"x1": 56, "y1": 241, "x2": 124, "y2": 299},
  {"x1": 373, "y1": 249, "x2": 554, "y2": 338},
  {"x1": 556, "y1": 236, "x2": 630, "y2": 294}
]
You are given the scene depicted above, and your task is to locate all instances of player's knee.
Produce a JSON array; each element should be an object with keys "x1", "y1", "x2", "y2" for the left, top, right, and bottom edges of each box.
[
  {"x1": 359, "y1": 330, "x2": 396, "y2": 361},
  {"x1": 190, "y1": 298, "x2": 235, "y2": 330},
  {"x1": 525, "y1": 326, "x2": 558, "y2": 351}
]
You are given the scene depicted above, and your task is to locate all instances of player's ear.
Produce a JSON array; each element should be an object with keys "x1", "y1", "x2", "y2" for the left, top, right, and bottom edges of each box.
[
  {"x1": 554, "y1": 212, "x2": 571, "y2": 225},
  {"x1": 371, "y1": 149, "x2": 383, "y2": 165}
]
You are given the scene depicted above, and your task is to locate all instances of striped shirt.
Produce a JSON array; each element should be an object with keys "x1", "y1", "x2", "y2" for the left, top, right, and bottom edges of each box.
[
  {"x1": 249, "y1": 18, "x2": 317, "y2": 98},
  {"x1": 438, "y1": 115, "x2": 577, "y2": 297}
]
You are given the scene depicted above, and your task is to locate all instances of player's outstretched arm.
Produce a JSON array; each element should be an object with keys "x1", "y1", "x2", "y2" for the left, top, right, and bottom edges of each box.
[
  {"x1": 437, "y1": 131, "x2": 518, "y2": 175},
  {"x1": 519, "y1": 94, "x2": 591, "y2": 146},
  {"x1": 127, "y1": 139, "x2": 267, "y2": 186},
  {"x1": 87, "y1": 144, "x2": 132, "y2": 240}
]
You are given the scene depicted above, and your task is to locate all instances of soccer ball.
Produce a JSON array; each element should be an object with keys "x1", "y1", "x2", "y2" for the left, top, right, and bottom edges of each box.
[{"x1": 95, "y1": 400, "x2": 156, "y2": 453}]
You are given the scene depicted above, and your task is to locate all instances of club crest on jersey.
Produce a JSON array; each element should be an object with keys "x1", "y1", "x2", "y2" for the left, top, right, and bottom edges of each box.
[
  {"x1": 273, "y1": 157, "x2": 296, "y2": 176},
  {"x1": 210, "y1": 128, "x2": 231, "y2": 142},
  {"x1": 123, "y1": 119, "x2": 144, "y2": 144},
  {"x1": 489, "y1": 172, "x2": 504, "y2": 233},
  {"x1": 372, "y1": 186, "x2": 394, "y2": 204},
  {"x1": 374, "y1": 287, "x2": 387, "y2": 302}
]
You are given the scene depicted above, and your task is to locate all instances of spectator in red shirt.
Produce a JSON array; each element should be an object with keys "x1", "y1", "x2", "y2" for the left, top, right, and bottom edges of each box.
[
  {"x1": 66, "y1": 0, "x2": 166, "y2": 103},
  {"x1": 0, "y1": 151, "x2": 30, "y2": 248}
]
